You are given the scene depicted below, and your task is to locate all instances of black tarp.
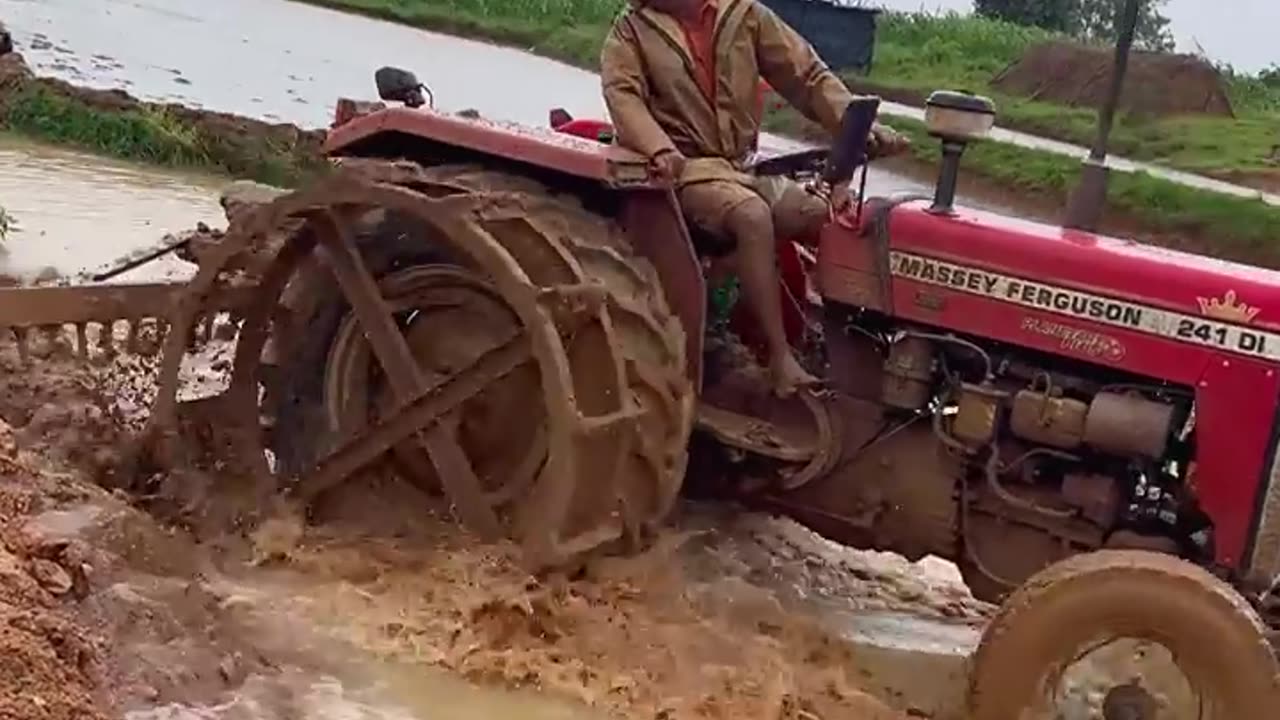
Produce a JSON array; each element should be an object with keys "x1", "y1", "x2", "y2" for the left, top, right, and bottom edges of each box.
[{"x1": 759, "y1": 0, "x2": 881, "y2": 72}]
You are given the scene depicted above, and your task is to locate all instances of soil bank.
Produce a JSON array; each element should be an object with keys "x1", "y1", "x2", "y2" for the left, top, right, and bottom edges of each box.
[{"x1": 0, "y1": 41, "x2": 325, "y2": 187}]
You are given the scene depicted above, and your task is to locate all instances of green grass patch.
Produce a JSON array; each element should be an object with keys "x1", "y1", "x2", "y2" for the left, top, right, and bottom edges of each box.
[
  {"x1": 0, "y1": 85, "x2": 323, "y2": 186},
  {"x1": 869, "y1": 12, "x2": 1054, "y2": 94},
  {"x1": 862, "y1": 12, "x2": 1280, "y2": 177},
  {"x1": 3, "y1": 85, "x2": 212, "y2": 166}
]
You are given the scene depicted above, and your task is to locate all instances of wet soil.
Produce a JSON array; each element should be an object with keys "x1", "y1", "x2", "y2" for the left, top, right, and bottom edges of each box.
[{"x1": 0, "y1": 311, "x2": 989, "y2": 720}]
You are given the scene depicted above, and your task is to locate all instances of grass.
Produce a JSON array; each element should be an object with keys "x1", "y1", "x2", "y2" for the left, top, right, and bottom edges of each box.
[
  {"x1": 882, "y1": 114, "x2": 1280, "y2": 267},
  {"x1": 3, "y1": 86, "x2": 213, "y2": 166},
  {"x1": 0, "y1": 84, "x2": 325, "y2": 187},
  {"x1": 861, "y1": 13, "x2": 1280, "y2": 180},
  {"x1": 0, "y1": 205, "x2": 10, "y2": 242}
]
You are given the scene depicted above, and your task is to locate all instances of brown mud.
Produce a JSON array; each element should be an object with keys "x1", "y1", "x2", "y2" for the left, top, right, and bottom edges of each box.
[
  {"x1": 992, "y1": 41, "x2": 1236, "y2": 119},
  {"x1": 0, "y1": 278, "x2": 988, "y2": 720}
]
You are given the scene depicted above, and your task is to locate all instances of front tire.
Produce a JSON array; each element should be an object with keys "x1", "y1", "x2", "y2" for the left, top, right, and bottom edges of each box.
[{"x1": 968, "y1": 550, "x2": 1280, "y2": 719}]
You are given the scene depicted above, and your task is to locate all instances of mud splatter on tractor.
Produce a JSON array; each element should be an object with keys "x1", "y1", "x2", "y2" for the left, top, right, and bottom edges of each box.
[{"x1": 3, "y1": 66, "x2": 1277, "y2": 717}]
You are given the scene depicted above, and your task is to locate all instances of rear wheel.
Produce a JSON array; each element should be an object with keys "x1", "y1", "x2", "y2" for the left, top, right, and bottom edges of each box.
[
  {"x1": 152, "y1": 160, "x2": 694, "y2": 568},
  {"x1": 968, "y1": 550, "x2": 1280, "y2": 719}
]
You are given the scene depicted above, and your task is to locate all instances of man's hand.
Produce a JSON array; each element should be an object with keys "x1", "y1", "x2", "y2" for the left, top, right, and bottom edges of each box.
[
  {"x1": 868, "y1": 122, "x2": 911, "y2": 160},
  {"x1": 649, "y1": 148, "x2": 687, "y2": 183}
]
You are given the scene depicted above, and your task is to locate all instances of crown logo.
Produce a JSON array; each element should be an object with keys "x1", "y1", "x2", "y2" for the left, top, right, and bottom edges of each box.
[{"x1": 1197, "y1": 289, "x2": 1260, "y2": 324}]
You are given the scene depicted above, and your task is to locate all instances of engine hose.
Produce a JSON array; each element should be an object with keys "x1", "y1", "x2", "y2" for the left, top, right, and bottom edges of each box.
[
  {"x1": 931, "y1": 400, "x2": 975, "y2": 456},
  {"x1": 928, "y1": 381, "x2": 1077, "y2": 520},
  {"x1": 983, "y1": 446, "x2": 1076, "y2": 520},
  {"x1": 958, "y1": 477, "x2": 1021, "y2": 592},
  {"x1": 1000, "y1": 447, "x2": 1082, "y2": 474},
  {"x1": 901, "y1": 330, "x2": 993, "y2": 380}
]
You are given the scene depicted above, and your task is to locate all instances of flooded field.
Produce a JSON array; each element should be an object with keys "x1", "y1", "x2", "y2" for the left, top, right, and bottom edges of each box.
[
  {"x1": 0, "y1": 133, "x2": 223, "y2": 282},
  {"x1": 0, "y1": 0, "x2": 606, "y2": 129}
]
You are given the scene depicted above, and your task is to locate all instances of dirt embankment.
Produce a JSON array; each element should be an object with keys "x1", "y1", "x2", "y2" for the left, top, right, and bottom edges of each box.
[
  {"x1": 0, "y1": 32, "x2": 325, "y2": 185},
  {"x1": 992, "y1": 41, "x2": 1236, "y2": 119}
]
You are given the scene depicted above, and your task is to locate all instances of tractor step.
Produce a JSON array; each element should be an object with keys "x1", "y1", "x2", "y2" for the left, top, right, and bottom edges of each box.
[{"x1": 695, "y1": 402, "x2": 819, "y2": 462}]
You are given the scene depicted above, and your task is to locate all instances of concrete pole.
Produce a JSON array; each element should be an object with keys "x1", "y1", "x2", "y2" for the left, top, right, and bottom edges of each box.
[{"x1": 1063, "y1": 0, "x2": 1143, "y2": 231}]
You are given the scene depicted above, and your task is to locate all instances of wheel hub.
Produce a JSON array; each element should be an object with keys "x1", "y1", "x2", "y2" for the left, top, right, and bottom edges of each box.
[
  {"x1": 322, "y1": 265, "x2": 545, "y2": 506},
  {"x1": 1045, "y1": 637, "x2": 1200, "y2": 720},
  {"x1": 1103, "y1": 682, "x2": 1160, "y2": 720}
]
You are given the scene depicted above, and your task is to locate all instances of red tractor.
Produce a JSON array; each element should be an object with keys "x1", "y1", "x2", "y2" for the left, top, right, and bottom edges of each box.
[{"x1": 139, "y1": 67, "x2": 1280, "y2": 717}]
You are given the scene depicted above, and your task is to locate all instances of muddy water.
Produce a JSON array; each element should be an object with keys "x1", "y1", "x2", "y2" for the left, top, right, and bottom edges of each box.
[{"x1": 0, "y1": 133, "x2": 224, "y2": 282}]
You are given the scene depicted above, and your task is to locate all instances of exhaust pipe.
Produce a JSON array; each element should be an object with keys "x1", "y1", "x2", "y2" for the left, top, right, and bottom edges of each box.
[{"x1": 923, "y1": 91, "x2": 996, "y2": 215}]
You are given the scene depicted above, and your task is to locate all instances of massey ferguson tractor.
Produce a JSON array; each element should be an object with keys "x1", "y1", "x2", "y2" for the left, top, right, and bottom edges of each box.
[{"x1": 6, "y1": 65, "x2": 1277, "y2": 716}]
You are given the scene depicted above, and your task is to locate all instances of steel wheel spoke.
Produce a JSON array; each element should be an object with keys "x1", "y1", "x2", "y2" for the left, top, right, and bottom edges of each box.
[
  {"x1": 311, "y1": 208, "x2": 424, "y2": 398},
  {"x1": 417, "y1": 419, "x2": 498, "y2": 539},
  {"x1": 298, "y1": 333, "x2": 533, "y2": 539},
  {"x1": 308, "y1": 208, "x2": 512, "y2": 539}
]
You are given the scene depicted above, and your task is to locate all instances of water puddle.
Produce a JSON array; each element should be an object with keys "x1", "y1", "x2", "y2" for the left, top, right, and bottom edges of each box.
[{"x1": 0, "y1": 132, "x2": 224, "y2": 282}]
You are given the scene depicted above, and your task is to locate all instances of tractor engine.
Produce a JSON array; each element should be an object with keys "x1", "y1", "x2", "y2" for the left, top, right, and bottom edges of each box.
[
  {"x1": 724, "y1": 91, "x2": 1217, "y2": 602},
  {"x1": 805, "y1": 312, "x2": 1203, "y2": 600}
]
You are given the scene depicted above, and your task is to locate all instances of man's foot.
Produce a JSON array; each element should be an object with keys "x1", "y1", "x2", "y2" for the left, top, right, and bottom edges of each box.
[{"x1": 771, "y1": 352, "x2": 821, "y2": 398}]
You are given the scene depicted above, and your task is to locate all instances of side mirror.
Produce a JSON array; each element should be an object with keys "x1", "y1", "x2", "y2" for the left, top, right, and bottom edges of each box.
[
  {"x1": 823, "y1": 96, "x2": 882, "y2": 185},
  {"x1": 375, "y1": 66, "x2": 428, "y2": 108}
]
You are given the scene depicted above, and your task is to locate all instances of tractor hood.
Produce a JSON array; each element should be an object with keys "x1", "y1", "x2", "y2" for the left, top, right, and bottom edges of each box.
[{"x1": 881, "y1": 200, "x2": 1280, "y2": 366}]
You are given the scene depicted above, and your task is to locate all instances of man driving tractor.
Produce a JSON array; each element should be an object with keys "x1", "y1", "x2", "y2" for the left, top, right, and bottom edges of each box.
[{"x1": 601, "y1": 0, "x2": 908, "y2": 396}]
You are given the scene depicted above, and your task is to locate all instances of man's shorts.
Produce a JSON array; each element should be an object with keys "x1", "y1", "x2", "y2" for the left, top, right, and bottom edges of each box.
[{"x1": 678, "y1": 175, "x2": 827, "y2": 250}]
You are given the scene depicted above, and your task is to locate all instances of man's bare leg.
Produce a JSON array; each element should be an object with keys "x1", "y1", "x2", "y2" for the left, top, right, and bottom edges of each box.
[{"x1": 725, "y1": 198, "x2": 817, "y2": 396}]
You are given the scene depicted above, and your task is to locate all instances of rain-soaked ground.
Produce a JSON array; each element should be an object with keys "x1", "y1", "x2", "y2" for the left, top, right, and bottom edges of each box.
[
  {"x1": 0, "y1": 0, "x2": 607, "y2": 128},
  {"x1": 0, "y1": 326, "x2": 988, "y2": 720}
]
